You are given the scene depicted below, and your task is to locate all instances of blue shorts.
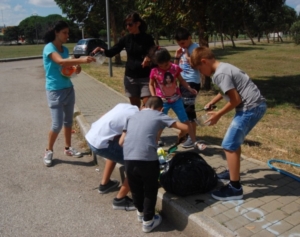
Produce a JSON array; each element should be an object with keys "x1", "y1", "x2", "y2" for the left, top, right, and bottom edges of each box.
[
  {"x1": 88, "y1": 140, "x2": 124, "y2": 165},
  {"x1": 163, "y1": 98, "x2": 188, "y2": 123},
  {"x1": 222, "y1": 102, "x2": 267, "y2": 151}
]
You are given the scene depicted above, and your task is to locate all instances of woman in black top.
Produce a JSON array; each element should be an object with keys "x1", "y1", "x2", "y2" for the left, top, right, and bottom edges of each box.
[{"x1": 92, "y1": 12, "x2": 155, "y2": 108}]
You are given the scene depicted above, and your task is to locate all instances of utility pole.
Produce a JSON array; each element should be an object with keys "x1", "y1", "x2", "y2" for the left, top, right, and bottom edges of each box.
[
  {"x1": 78, "y1": 23, "x2": 84, "y2": 39},
  {"x1": 106, "y1": 0, "x2": 112, "y2": 77}
]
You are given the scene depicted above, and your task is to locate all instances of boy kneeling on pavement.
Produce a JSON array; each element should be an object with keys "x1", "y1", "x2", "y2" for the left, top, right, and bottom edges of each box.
[{"x1": 119, "y1": 96, "x2": 189, "y2": 233}]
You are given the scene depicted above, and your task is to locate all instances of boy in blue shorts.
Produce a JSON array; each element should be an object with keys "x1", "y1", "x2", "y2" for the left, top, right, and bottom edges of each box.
[
  {"x1": 190, "y1": 47, "x2": 267, "y2": 201},
  {"x1": 119, "y1": 96, "x2": 189, "y2": 232}
]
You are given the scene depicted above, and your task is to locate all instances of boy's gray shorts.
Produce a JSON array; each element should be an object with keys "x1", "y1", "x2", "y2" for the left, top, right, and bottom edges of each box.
[{"x1": 124, "y1": 76, "x2": 151, "y2": 98}]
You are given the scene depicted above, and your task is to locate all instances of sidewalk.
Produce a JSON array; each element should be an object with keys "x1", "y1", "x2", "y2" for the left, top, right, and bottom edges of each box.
[{"x1": 72, "y1": 72, "x2": 300, "y2": 237}]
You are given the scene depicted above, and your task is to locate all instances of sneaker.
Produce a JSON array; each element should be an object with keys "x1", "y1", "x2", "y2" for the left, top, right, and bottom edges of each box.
[
  {"x1": 181, "y1": 136, "x2": 194, "y2": 148},
  {"x1": 98, "y1": 180, "x2": 120, "y2": 194},
  {"x1": 194, "y1": 142, "x2": 207, "y2": 151},
  {"x1": 64, "y1": 147, "x2": 82, "y2": 158},
  {"x1": 217, "y1": 170, "x2": 230, "y2": 181},
  {"x1": 112, "y1": 196, "x2": 136, "y2": 211},
  {"x1": 43, "y1": 150, "x2": 53, "y2": 167},
  {"x1": 137, "y1": 210, "x2": 144, "y2": 223},
  {"x1": 142, "y1": 214, "x2": 162, "y2": 233},
  {"x1": 211, "y1": 183, "x2": 243, "y2": 201},
  {"x1": 157, "y1": 139, "x2": 164, "y2": 147}
]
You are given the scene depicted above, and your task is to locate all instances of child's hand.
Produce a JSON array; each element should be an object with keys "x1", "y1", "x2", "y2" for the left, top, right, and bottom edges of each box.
[
  {"x1": 75, "y1": 65, "x2": 81, "y2": 74},
  {"x1": 189, "y1": 87, "x2": 198, "y2": 95},
  {"x1": 204, "y1": 103, "x2": 216, "y2": 111},
  {"x1": 177, "y1": 133, "x2": 188, "y2": 144},
  {"x1": 175, "y1": 48, "x2": 183, "y2": 57},
  {"x1": 206, "y1": 111, "x2": 221, "y2": 126},
  {"x1": 82, "y1": 56, "x2": 96, "y2": 63}
]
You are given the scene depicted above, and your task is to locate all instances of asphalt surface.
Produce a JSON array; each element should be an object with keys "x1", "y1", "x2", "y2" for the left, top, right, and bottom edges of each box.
[{"x1": 0, "y1": 59, "x2": 187, "y2": 237}]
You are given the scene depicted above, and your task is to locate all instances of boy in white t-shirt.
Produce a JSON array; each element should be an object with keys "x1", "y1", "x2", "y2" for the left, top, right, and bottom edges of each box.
[{"x1": 85, "y1": 103, "x2": 139, "y2": 210}]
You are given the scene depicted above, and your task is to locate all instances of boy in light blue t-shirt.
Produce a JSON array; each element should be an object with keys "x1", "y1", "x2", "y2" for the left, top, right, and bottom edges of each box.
[{"x1": 174, "y1": 27, "x2": 202, "y2": 148}]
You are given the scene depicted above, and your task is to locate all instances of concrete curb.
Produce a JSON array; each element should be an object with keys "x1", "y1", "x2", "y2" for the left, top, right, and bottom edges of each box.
[
  {"x1": 0, "y1": 56, "x2": 42, "y2": 62},
  {"x1": 74, "y1": 92, "x2": 235, "y2": 237}
]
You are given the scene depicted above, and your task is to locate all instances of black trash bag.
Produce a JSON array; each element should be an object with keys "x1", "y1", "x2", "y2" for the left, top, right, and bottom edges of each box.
[{"x1": 160, "y1": 151, "x2": 218, "y2": 197}]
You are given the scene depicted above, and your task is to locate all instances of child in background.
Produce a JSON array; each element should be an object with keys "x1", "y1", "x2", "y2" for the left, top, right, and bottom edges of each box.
[
  {"x1": 148, "y1": 46, "x2": 206, "y2": 150},
  {"x1": 190, "y1": 46, "x2": 267, "y2": 201},
  {"x1": 174, "y1": 27, "x2": 202, "y2": 148},
  {"x1": 119, "y1": 96, "x2": 189, "y2": 233}
]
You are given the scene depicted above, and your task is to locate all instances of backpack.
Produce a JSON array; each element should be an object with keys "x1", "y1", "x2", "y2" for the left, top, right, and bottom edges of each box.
[{"x1": 160, "y1": 151, "x2": 218, "y2": 197}]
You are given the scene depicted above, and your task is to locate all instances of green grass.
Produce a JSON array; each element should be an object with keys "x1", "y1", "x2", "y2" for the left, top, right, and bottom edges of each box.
[{"x1": 0, "y1": 43, "x2": 76, "y2": 59}]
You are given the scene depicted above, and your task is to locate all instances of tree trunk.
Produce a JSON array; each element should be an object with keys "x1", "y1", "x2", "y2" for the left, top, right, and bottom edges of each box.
[
  {"x1": 110, "y1": 11, "x2": 121, "y2": 64},
  {"x1": 230, "y1": 34, "x2": 236, "y2": 48},
  {"x1": 244, "y1": 24, "x2": 256, "y2": 45},
  {"x1": 266, "y1": 32, "x2": 270, "y2": 43},
  {"x1": 198, "y1": 24, "x2": 208, "y2": 47},
  {"x1": 277, "y1": 32, "x2": 283, "y2": 42},
  {"x1": 154, "y1": 32, "x2": 159, "y2": 46},
  {"x1": 220, "y1": 33, "x2": 224, "y2": 49}
]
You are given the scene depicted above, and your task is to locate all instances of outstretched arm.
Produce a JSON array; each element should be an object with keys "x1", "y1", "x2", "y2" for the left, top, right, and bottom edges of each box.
[
  {"x1": 170, "y1": 121, "x2": 189, "y2": 143},
  {"x1": 207, "y1": 89, "x2": 241, "y2": 125},
  {"x1": 177, "y1": 74, "x2": 197, "y2": 95},
  {"x1": 50, "y1": 52, "x2": 95, "y2": 66},
  {"x1": 149, "y1": 79, "x2": 156, "y2": 96}
]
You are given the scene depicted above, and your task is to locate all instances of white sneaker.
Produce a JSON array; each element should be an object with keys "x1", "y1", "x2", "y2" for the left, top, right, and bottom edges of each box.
[
  {"x1": 64, "y1": 147, "x2": 82, "y2": 158},
  {"x1": 43, "y1": 150, "x2": 53, "y2": 167},
  {"x1": 137, "y1": 211, "x2": 144, "y2": 223},
  {"x1": 142, "y1": 214, "x2": 162, "y2": 233}
]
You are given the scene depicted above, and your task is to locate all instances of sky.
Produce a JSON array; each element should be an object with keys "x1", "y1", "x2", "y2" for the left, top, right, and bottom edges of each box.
[{"x1": 0, "y1": 0, "x2": 300, "y2": 27}]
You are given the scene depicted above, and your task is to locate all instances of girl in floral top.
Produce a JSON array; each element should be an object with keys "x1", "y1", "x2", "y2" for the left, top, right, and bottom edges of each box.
[{"x1": 149, "y1": 47, "x2": 205, "y2": 150}]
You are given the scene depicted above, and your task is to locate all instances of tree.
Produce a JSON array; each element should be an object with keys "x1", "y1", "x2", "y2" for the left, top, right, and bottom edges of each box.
[
  {"x1": 136, "y1": 0, "x2": 210, "y2": 47},
  {"x1": 3, "y1": 26, "x2": 19, "y2": 43},
  {"x1": 290, "y1": 20, "x2": 300, "y2": 44},
  {"x1": 208, "y1": 0, "x2": 243, "y2": 48},
  {"x1": 272, "y1": 5, "x2": 297, "y2": 42},
  {"x1": 18, "y1": 16, "x2": 41, "y2": 44},
  {"x1": 54, "y1": 0, "x2": 135, "y2": 64},
  {"x1": 18, "y1": 14, "x2": 78, "y2": 44}
]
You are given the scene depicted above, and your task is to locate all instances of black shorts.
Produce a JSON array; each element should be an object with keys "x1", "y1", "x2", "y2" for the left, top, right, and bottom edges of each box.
[
  {"x1": 179, "y1": 82, "x2": 200, "y2": 121},
  {"x1": 124, "y1": 76, "x2": 151, "y2": 98}
]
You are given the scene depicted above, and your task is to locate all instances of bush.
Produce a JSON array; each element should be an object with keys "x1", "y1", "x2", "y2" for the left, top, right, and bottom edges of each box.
[{"x1": 290, "y1": 20, "x2": 300, "y2": 45}]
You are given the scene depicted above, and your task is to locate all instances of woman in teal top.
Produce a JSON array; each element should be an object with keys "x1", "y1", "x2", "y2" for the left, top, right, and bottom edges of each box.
[{"x1": 42, "y1": 20, "x2": 95, "y2": 167}]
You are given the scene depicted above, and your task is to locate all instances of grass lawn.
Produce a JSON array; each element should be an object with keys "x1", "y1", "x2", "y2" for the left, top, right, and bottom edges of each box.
[
  {"x1": 81, "y1": 41, "x2": 300, "y2": 176},
  {"x1": 0, "y1": 43, "x2": 76, "y2": 58}
]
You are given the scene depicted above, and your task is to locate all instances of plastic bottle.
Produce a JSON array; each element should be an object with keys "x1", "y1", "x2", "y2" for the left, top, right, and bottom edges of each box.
[{"x1": 91, "y1": 52, "x2": 106, "y2": 66}]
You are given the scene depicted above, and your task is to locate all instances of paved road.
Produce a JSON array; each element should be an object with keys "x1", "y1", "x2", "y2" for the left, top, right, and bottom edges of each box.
[{"x1": 0, "y1": 59, "x2": 186, "y2": 237}]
